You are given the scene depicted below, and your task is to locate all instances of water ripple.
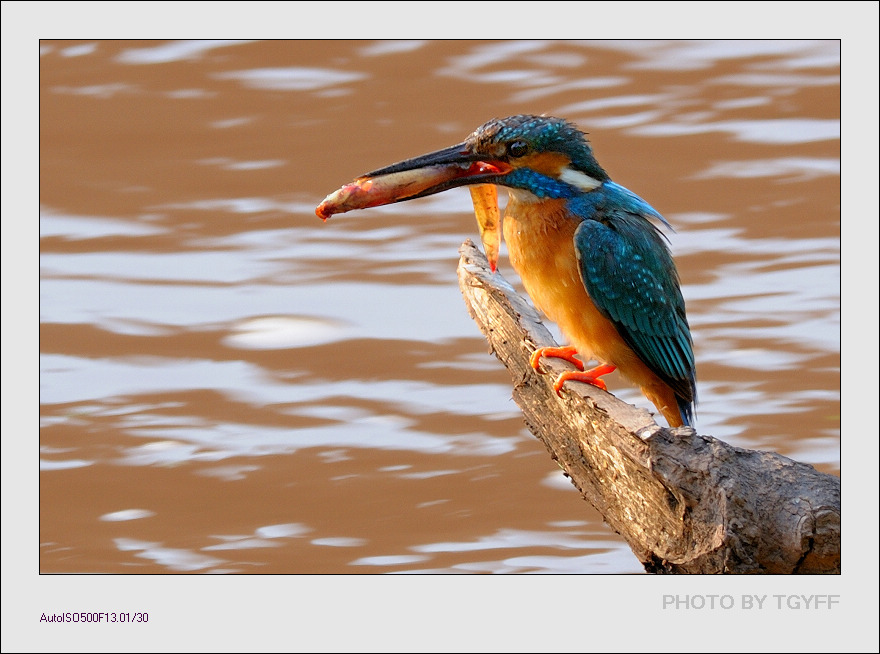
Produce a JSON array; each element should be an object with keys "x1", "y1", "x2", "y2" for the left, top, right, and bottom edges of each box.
[{"x1": 117, "y1": 40, "x2": 254, "y2": 65}]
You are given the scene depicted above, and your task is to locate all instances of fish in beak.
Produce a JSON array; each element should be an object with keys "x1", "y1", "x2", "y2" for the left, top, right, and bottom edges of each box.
[{"x1": 315, "y1": 142, "x2": 512, "y2": 272}]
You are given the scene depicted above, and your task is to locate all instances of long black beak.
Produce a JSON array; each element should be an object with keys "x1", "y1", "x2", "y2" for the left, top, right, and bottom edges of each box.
[
  {"x1": 361, "y1": 143, "x2": 513, "y2": 203},
  {"x1": 316, "y1": 143, "x2": 512, "y2": 220},
  {"x1": 365, "y1": 143, "x2": 477, "y2": 176}
]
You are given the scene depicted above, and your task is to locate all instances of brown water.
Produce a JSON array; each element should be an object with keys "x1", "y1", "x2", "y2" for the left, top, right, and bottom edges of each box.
[{"x1": 38, "y1": 40, "x2": 840, "y2": 579}]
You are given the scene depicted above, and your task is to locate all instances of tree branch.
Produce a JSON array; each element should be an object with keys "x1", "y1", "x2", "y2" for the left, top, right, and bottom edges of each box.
[{"x1": 457, "y1": 239, "x2": 840, "y2": 574}]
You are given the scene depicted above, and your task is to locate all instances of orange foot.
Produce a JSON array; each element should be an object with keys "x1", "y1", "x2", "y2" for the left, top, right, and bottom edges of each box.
[
  {"x1": 529, "y1": 346, "x2": 584, "y2": 371},
  {"x1": 552, "y1": 364, "x2": 617, "y2": 394},
  {"x1": 530, "y1": 347, "x2": 616, "y2": 396}
]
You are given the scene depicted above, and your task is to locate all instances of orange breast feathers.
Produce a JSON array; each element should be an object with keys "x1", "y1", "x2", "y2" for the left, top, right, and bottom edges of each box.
[
  {"x1": 502, "y1": 198, "x2": 679, "y2": 417},
  {"x1": 503, "y1": 199, "x2": 621, "y2": 364}
]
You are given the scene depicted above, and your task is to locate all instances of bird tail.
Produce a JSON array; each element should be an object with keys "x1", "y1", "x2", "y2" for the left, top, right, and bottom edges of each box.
[{"x1": 677, "y1": 396, "x2": 696, "y2": 428}]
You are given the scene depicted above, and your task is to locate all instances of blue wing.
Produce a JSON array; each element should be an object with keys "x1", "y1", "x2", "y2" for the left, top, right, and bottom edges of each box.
[{"x1": 570, "y1": 182, "x2": 696, "y2": 424}]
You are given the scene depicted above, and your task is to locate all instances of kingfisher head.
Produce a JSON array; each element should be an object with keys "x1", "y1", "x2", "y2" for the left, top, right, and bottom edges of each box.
[
  {"x1": 461, "y1": 115, "x2": 610, "y2": 200},
  {"x1": 316, "y1": 115, "x2": 614, "y2": 270},
  {"x1": 355, "y1": 115, "x2": 611, "y2": 204}
]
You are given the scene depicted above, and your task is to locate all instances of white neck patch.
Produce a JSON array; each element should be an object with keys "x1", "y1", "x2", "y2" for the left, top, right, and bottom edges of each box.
[{"x1": 559, "y1": 166, "x2": 602, "y2": 192}]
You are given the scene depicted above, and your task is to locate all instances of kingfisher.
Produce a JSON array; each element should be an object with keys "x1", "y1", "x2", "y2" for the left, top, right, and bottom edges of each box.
[{"x1": 316, "y1": 115, "x2": 696, "y2": 428}]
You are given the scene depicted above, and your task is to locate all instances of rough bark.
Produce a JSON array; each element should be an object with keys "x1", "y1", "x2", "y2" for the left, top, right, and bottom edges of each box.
[{"x1": 457, "y1": 239, "x2": 840, "y2": 574}]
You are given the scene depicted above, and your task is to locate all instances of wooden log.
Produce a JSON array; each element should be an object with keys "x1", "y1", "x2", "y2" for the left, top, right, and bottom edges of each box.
[{"x1": 456, "y1": 239, "x2": 840, "y2": 574}]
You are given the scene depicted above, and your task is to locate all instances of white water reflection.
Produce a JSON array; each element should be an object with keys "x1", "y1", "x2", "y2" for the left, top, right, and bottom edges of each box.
[
  {"x1": 359, "y1": 41, "x2": 426, "y2": 57},
  {"x1": 112, "y1": 418, "x2": 519, "y2": 463},
  {"x1": 413, "y1": 528, "x2": 602, "y2": 553},
  {"x1": 114, "y1": 538, "x2": 229, "y2": 572},
  {"x1": 312, "y1": 537, "x2": 368, "y2": 548},
  {"x1": 60, "y1": 43, "x2": 97, "y2": 58},
  {"x1": 633, "y1": 118, "x2": 840, "y2": 144},
  {"x1": 100, "y1": 509, "x2": 156, "y2": 522},
  {"x1": 694, "y1": 157, "x2": 840, "y2": 180},
  {"x1": 214, "y1": 67, "x2": 366, "y2": 92},
  {"x1": 117, "y1": 40, "x2": 254, "y2": 65},
  {"x1": 40, "y1": 209, "x2": 167, "y2": 239},
  {"x1": 224, "y1": 315, "x2": 353, "y2": 350},
  {"x1": 204, "y1": 523, "x2": 312, "y2": 551},
  {"x1": 351, "y1": 554, "x2": 431, "y2": 567},
  {"x1": 39, "y1": 458, "x2": 93, "y2": 471},
  {"x1": 591, "y1": 40, "x2": 840, "y2": 71},
  {"x1": 401, "y1": 528, "x2": 644, "y2": 574}
]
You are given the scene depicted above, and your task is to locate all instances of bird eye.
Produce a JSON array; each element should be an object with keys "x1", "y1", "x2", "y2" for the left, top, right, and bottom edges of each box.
[{"x1": 507, "y1": 140, "x2": 529, "y2": 158}]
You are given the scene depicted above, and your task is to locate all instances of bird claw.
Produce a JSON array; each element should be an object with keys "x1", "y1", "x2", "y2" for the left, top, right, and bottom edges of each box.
[
  {"x1": 530, "y1": 346, "x2": 614, "y2": 395},
  {"x1": 553, "y1": 370, "x2": 610, "y2": 395},
  {"x1": 529, "y1": 346, "x2": 585, "y2": 372}
]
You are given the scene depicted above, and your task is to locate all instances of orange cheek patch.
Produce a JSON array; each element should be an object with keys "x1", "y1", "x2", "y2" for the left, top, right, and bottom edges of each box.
[{"x1": 519, "y1": 151, "x2": 571, "y2": 177}]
